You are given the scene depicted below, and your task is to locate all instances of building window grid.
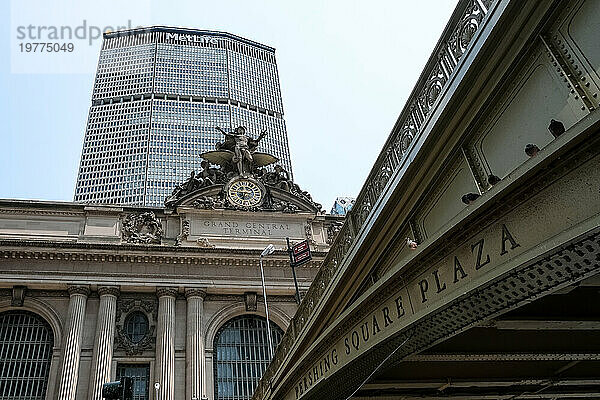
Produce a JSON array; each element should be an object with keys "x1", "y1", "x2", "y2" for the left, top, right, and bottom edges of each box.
[
  {"x1": 116, "y1": 364, "x2": 150, "y2": 400},
  {"x1": 77, "y1": 30, "x2": 290, "y2": 206},
  {"x1": 214, "y1": 315, "x2": 283, "y2": 400},
  {"x1": 93, "y1": 44, "x2": 155, "y2": 101},
  {"x1": 74, "y1": 100, "x2": 152, "y2": 205},
  {"x1": 0, "y1": 311, "x2": 54, "y2": 400},
  {"x1": 144, "y1": 100, "x2": 230, "y2": 207}
]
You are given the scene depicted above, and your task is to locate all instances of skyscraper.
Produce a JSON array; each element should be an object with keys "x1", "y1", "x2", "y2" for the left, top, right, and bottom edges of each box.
[{"x1": 74, "y1": 27, "x2": 292, "y2": 207}]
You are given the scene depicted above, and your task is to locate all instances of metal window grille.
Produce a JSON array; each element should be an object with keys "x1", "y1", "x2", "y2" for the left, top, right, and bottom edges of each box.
[
  {"x1": 117, "y1": 363, "x2": 150, "y2": 400},
  {"x1": 124, "y1": 312, "x2": 149, "y2": 343},
  {"x1": 214, "y1": 315, "x2": 283, "y2": 400},
  {"x1": 0, "y1": 311, "x2": 54, "y2": 400}
]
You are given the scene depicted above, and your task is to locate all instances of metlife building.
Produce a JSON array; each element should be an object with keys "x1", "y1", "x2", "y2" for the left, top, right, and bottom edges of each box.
[{"x1": 75, "y1": 27, "x2": 292, "y2": 207}]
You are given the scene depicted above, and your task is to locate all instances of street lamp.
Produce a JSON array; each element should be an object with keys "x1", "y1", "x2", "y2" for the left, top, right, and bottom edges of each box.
[{"x1": 260, "y1": 244, "x2": 275, "y2": 360}]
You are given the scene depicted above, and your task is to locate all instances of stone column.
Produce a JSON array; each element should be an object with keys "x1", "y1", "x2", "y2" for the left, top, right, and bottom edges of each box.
[
  {"x1": 88, "y1": 286, "x2": 119, "y2": 400},
  {"x1": 58, "y1": 285, "x2": 91, "y2": 400},
  {"x1": 155, "y1": 287, "x2": 177, "y2": 400},
  {"x1": 185, "y1": 289, "x2": 206, "y2": 400}
]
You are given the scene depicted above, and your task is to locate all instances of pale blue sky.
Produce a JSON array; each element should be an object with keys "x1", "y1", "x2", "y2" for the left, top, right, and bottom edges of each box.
[{"x1": 1, "y1": 0, "x2": 457, "y2": 210}]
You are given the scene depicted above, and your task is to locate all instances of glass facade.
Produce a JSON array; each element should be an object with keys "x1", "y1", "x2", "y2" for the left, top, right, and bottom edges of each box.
[
  {"x1": 75, "y1": 27, "x2": 293, "y2": 207},
  {"x1": 214, "y1": 315, "x2": 283, "y2": 400},
  {"x1": 0, "y1": 311, "x2": 54, "y2": 400}
]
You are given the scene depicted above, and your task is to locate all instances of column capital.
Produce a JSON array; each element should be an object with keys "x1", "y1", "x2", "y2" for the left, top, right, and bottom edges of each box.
[
  {"x1": 68, "y1": 285, "x2": 91, "y2": 297},
  {"x1": 185, "y1": 288, "x2": 207, "y2": 299},
  {"x1": 98, "y1": 286, "x2": 120, "y2": 298},
  {"x1": 156, "y1": 287, "x2": 178, "y2": 298}
]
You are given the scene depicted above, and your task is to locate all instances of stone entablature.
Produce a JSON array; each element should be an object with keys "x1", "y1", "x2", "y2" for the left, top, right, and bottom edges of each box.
[{"x1": 0, "y1": 200, "x2": 343, "y2": 252}]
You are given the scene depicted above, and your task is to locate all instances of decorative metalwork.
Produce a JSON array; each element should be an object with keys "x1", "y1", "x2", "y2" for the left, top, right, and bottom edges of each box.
[
  {"x1": 0, "y1": 311, "x2": 53, "y2": 400},
  {"x1": 121, "y1": 212, "x2": 163, "y2": 244},
  {"x1": 326, "y1": 221, "x2": 343, "y2": 244},
  {"x1": 214, "y1": 315, "x2": 284, "y2": 400},
  {"x1": 117, "y1": 364, "x2": 150, "y2": 400},
  {"x1": 124, "y1": 312, "x2": 150, "y2": 343}
]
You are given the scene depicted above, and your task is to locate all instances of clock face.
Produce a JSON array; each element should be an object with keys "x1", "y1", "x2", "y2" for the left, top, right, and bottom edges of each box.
[{"x1": 227, "y1": 179, "x2": 263, "y2": 208}]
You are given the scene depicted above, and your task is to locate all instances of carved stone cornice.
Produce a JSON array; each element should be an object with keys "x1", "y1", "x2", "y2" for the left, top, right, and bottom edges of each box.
[
  {"x1": 98, "y1": 286, "x2": 120, "y2": 297},
  {"x1": 156, "y1": 287, "x2": 178, "y2": 298},
  {"x1": 0, "y1": 208, "x2": 84, "y2": 217},
  {"x1": 184, "y1": 288, "x2": 207, "y2": 299},
  {"x1": 67, "y1": 285, "x2": 91, "y2": 297},
  {"x1": 202, "y1": 294, "x2": 297, "y2": 303},
  {"x1": 0, "y1": 240, "x2": 327, "y2": 268}
]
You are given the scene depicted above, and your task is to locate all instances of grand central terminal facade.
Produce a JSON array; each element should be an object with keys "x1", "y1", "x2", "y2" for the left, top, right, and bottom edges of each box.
[{"x1": 0, "y1": 146, "x2": 343, "y2": 400}]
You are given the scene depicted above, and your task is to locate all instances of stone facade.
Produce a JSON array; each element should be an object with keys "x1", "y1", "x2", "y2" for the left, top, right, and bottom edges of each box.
[{"x1": 0, "y1": 200, "x2": 342, "y2": 400}]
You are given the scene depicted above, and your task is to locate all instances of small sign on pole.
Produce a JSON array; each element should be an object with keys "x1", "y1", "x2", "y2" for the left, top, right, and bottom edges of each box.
[
  {"x1": 290, "y1": 239, "x2": 312, "y2": 267},
  {"x1": 287, "y1": 238, "x2": 312, "y2": 304}
]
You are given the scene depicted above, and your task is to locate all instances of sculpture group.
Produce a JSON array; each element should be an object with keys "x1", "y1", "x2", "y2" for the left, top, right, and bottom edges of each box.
[{"x1": 165, "y1": 126, "x2": 321, "y2": 212}]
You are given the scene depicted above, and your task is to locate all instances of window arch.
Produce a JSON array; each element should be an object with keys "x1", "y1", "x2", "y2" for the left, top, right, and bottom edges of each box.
[
  {"x1": 214, "y1": 315, "x2": 283, "y2": 400},
  {"x1": 0, "y1": 310, "x2": 54, "y2": 399}
]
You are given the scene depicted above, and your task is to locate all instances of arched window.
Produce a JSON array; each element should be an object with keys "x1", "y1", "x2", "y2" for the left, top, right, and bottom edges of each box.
[
  {"x1": 0, "y1": 311, "x2": 54, "y2": 399},
  {"x1": 214, "y1": 315, "x2": 284, "y2": 400}
]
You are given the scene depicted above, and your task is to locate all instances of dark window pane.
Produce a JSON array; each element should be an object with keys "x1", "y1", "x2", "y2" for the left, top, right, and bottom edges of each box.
[
  {"x1": 124, "y1": 312, "x2": 149, "y2": 343},
  {"x1": 0, "y1": 311, "x2": 54, "y2": 400},
  {"x1": 214, "y1": 315, "x2": 283, "y2": 400},
  {"x1": 117, "y1": 363, "x2": 150, "y2": 400}
]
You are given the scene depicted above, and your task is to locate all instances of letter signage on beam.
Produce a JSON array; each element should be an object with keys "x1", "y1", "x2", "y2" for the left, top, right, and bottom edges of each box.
[{"x1": 285, "y1": 154, "x2": 600, "y2": 400}]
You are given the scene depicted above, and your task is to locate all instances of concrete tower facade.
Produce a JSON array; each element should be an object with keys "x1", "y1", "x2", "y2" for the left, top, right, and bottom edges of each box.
[{"x1": 74, "y1": 27, "x2": 292, "y2": 207}]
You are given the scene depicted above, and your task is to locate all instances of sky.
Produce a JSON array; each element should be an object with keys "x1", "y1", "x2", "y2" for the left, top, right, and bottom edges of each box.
[{"x1": 1, "y1": 0, "x2": 458, "y2": 211}]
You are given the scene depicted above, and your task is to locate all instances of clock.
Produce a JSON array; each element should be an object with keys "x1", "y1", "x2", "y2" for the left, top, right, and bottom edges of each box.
[{"x1": 226, "y1": 178, "x2": 264, "y2": 208}]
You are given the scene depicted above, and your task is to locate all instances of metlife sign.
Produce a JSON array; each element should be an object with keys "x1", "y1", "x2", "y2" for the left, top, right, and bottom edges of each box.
[{"x1": 165, "y1": 32, "x2": 218, "y2": 45}]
